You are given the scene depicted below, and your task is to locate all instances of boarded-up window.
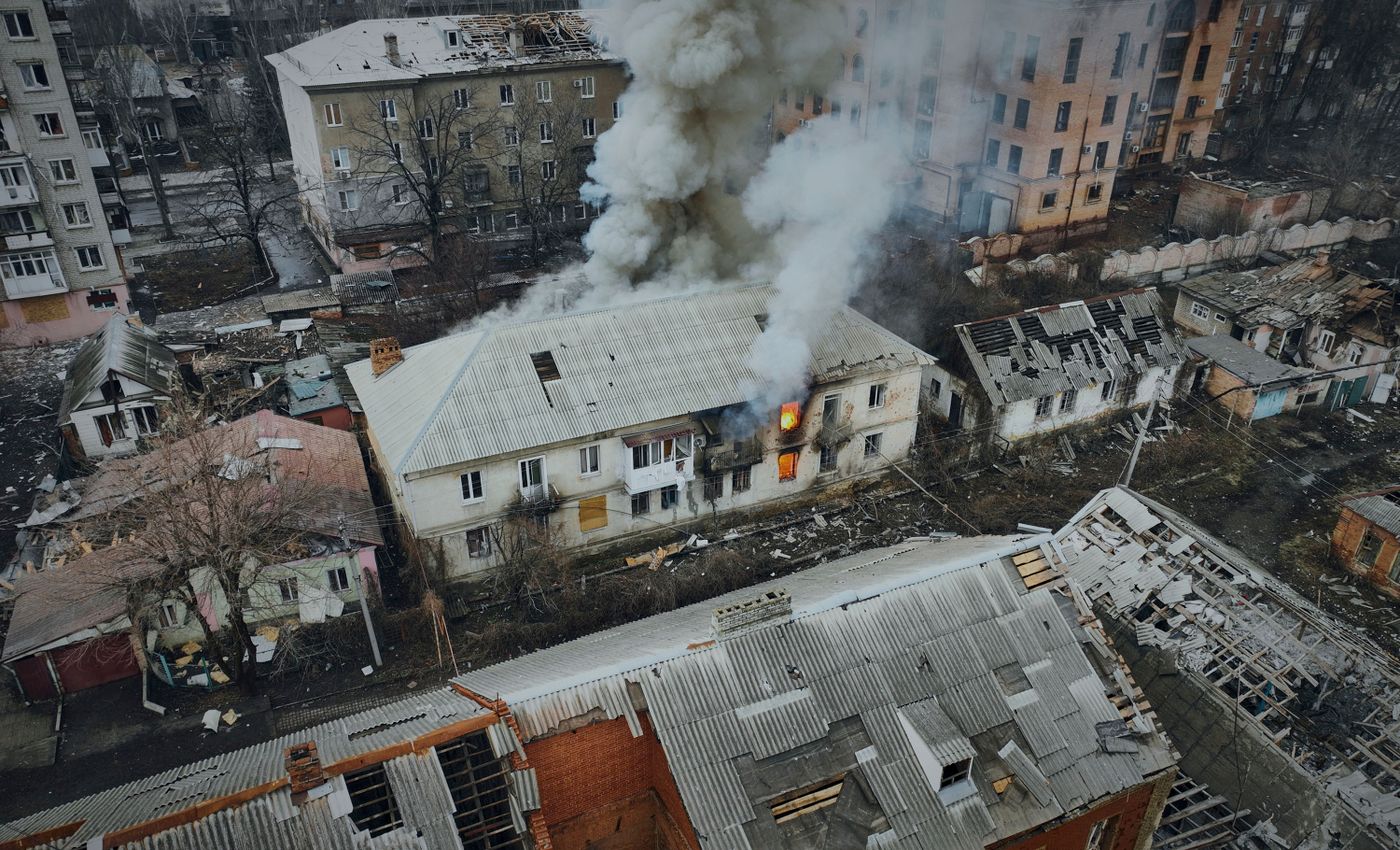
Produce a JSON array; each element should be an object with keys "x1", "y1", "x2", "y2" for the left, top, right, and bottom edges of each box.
[
  {"x1": 579, "y1": 495, "x2": 607, "y2": 531},
  {"x1": 20, "y1": 293, "x2": 69, "y2": 322}
]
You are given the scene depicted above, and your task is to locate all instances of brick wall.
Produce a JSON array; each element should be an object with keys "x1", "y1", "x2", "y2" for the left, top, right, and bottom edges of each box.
[
  {"x1": 990, "y1": 776, "x2": 1169, "y2": 850},
  {"x1": 525, "y1": 713, "x2": 700, "y2": 850},
  {"x1": 1331, "y1": 507, "x2": 1400, "y2": 598},
  {"x1": 1201, "y1": 365, "x2": 1258, "y2": 421}
]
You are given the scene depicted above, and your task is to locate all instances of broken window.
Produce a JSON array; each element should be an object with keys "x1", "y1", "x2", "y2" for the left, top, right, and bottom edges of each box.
[
  {"x1": 1054, "y1": 101, "x2": 1071, "y2": 132},
  {"x1": 1063, "y1": 37, "x2": 1082, "y2": 83},
  {"x1": 467, "y1": 526, "x2": 493, "y2": 557},
  {"x1": 631, "y1": 491, "x2": 650, "y2": 516},
  {"x1": 991, "y1": 92, "x2": 1006, "y2": 124},
  {"x1": 660, "y1": 485, "x2": 679, "y2": 510},
  {"x1": 1101, "y1": 379, "x2": 1118, "y2": 401},
  {"x1": 1111, "y1": 32, "x2": 1130, "y2": 78},
  {"x1": 769, "y1": 776, "x2": 846, "y2": 824},
  {"x1": 1086, "y1": 815, "x2": 1121, "y2": 850},
  {"x1": 703, "y1": 473, "x2": 723, "y2": 501},
  {"x1": 461, "y1": 470, "x2": 484, "y2": 501},
  {"x1": 100, "y1": 377, "x2": 125, "y2": 403},
  {"x1": 1346, "y1": 344, "x2": 1364, "y2": 366},
  {"x1": 96, "y1": 411, "x2": 127, "y2": 446},
  {"x1": 1034, "y1": 395, "x2": 1054, "y2": 418},
  {"x1": 1086, "y1": 181, "x2": 1104, "y2": 203},
  {"x1": 630, "y1": 434, "x2": 692, "y2": 469},
  {"x1": 1047, "y1": 148, "x2": 1062, "y2": 177},
  {"x1": 985, "y1": 138, "x2": 1000, "y2": 166},
  {"x1": 864, "y1": 433, "x2": 883, "y2": 458},
  {"x1": 499, "y1": 84, "x2": 514, "y2": 105},
  {"x1": 1060, "y1": 388, "x2": 1078, "y2": 413},
  {"x1": 327, "y1": 566, "x2": 350, "y2": 592},
  {"x1": 1102, "y1": 95, "x2": 1118, "y2": 126},
  {"x1": 436, "y1": 733, "x2": 522, "y2": 850},
  {"x1": 732, "y1": 467, "x2": 752, "y2": 493},
  {"x1": 940, "y1": 757, "x2": 972, "y2": 789},
  {"x1": 1190, "y1": 301, "x2": 1210, "y2": 321},
  {"x1": 1040, "y1": 191, "x2": 1058, "y2": 211},
  {"x1": 278, "y1": 577, "x2": 299, "y2": 603},
  {"x1": 1007, "y1": 144, "x2": 1022, "y2": 174},
  {"x1": 1013, "y1": 98, "x2": 1030, "y2": 129},
  {"x1": 1358, "y1": 529, "x2": 1383, "y2": 566},
  {"x1": 820, "y1": 444, "x2": 837, "y2": 472},
  {"x1": 778, "y1": 449, "x2": 800, "y2": 482},
  {"x1": 158, "y1": 600, "x2": 181, "y2": 628},
  {"x1": 1021, "y1": 34, "x2": 1039, "y2": 81},
  {"x1": 868, "y1": 383, "x2": 887, "y2": 408},
  {"x1": 1314, "y1": 330, "x2": 1335, "y2": 353}
]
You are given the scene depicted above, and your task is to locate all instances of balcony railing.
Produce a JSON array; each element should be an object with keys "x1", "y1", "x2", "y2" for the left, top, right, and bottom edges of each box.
[
  {"x1": 3, "y1": 269, "x2": 66, "y2": 299},
  {"x1": 623, "y1": 456, "x2": 695, "y2": 495},
  {"x1": 3, "y1": 230, "x2": 53, "y2": 251},
  {"x1": 0, "y1": 182, "x2": 38, "y2": 207}
]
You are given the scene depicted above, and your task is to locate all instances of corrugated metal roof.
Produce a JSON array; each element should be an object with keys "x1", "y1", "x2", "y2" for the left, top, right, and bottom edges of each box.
[
  {"x1": 453, "y1": 534, "x2": 1175, "y2": 849},
  {"x1": 1344, "y1": 490, "x2": 1400, "y2": 537},
  {"x1": 58, "y1": 314, "x2": 180, "y2": 424},
  {"x1": 3, "y1": 689, "x2": 495, "y2": 848},
  {"x1": 1186, "y1": 334, "x2": 1310, "y2": 386},
  {"x1": 346, "y1": 285, "x2": 937, "y2": 476},
  {"x1": 954, "y1": 289, "x2": 1186, "y2": 406}
]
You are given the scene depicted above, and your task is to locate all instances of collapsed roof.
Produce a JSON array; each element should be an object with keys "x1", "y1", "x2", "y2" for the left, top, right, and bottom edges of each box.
[
  {"x1": 346, "y1": 284, "x2": 938, "y2": 476},
  {"x1": 954, "y1": 289, "x2": 1187, "y2": 406},
  {"x1": 1056, "y1": 487, "x2": 1400, "y2": 846},
  {"x1": 58, "y1": 315, "x2": 180, "y2": 424},
  {"x1": 1178, "y1": 254, "x2": 1395, "y2": 333},
  {"x1": 1185, "y1": 333, "x2": 1312, "y2": 387}
]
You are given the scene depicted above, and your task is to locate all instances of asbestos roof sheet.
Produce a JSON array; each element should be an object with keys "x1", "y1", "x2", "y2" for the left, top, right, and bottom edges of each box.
[
  {"x1": 347, "y1": 284, "x2": 938, "y2": 476},
  {"x1": 954, "y1": 289, "x2": 1186, "y2": 406},
  {"x1": 2, "y1": 689, "x2": 495, "y2": 849},
  {"x1": 58, "y1": 314, "x2": 180, "y2": 424},
  {"x1": 268, "y1": 12, "x2": 616, "y2": 89},
  {"x1": 1186, "y1": 334, "x2": 1311, "y2": 386},
  {"x1": 1343, "y1": 489, "x2": 1400, "y2": 537},
  {"x1": 453, "y1": 534, "x2": 1175, "y2": 849}
]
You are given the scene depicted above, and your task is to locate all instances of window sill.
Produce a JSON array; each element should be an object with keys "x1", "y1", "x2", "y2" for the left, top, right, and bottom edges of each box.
[{"x1": 579, "y1": 471, "x2": 601, "y2": 479}]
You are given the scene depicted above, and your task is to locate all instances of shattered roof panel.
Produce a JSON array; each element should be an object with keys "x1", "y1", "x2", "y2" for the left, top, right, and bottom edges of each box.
[
  {"x1": 454, "y1": 534, "x2": 1175, "y2": 849},
  {"x1": 58, "y1": 315, "x2": 180, "y2": 424},
  {"x1": 1056, "y1": 487, "x2": 1400, "y2": 845},
  {"x1": 347, "y1": 284, "x2": 938, "y2": 476},
  {"x1": 268, "y1": 12, "x2": 616, "y2": 89},
  {"x1": 954, "y1": 289, "x2": 1187, "y2": 406},
  {"x1": 0, "y1": 544, "x2": 152, "y2": 662},
  {"x1": 1178, "y1": 255, "x2": 1392, "y2": 330},
  {"x1": 1186, "y1": 334, "x2": 1311, "y2": 386}
]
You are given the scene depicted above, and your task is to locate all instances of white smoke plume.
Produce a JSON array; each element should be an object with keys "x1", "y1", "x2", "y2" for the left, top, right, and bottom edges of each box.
[{"x1": 460, "y1": 0, "x2": 913, "y2": 411}]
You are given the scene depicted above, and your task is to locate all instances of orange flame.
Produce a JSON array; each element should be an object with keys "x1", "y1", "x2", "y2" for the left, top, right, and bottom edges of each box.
[{"x1": 779, "y1": 402, "x2": 801, "y2": 432}]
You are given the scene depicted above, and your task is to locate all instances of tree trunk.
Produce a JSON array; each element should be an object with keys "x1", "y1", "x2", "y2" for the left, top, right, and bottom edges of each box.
[{"x1": 139, "y1": 137, "x2": 178, "y2": 242}]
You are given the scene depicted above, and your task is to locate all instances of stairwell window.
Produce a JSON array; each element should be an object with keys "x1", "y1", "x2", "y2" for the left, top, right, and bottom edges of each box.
[
  {"x1": 418, "y1": 117, "x2": 435, "y2": 140},
  {"x1": 75, "y1": 245, "x2": 104, "y2": 270},
  {"x1": 539, "y1": 120, "x2": 553, "y2": 143}
]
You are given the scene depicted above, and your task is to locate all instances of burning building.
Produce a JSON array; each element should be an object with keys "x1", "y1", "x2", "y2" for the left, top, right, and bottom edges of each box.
[{"x1": 346, "y1": 285, "x2": 936, "y2": 578}]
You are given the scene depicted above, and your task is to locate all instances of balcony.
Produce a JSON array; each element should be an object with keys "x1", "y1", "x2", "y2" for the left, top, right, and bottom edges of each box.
[
  {"x1": 702, "y1": 438, "x2": 763, "y2": 473},
  {"x1": 2, "y1": 269, "x2": 66, "y2": 299},
  {"x1": 623, "y1": 456, "x2": 695, "y2": 495},
  {"x1": 0, "y1": 181, "x2": 37, "y2": 208},
  {"x1": 110, "y1": 227, "x2": 131, "y2": 245},
  {"x1": 3, "y1": 230, "x2": 53, "y2": 250}
]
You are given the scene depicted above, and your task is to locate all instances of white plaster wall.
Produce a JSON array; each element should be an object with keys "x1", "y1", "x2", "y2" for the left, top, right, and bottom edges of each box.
[
  {"x1": 395, "y1": 365, "x2": 926, "y2": 579},
  {"x1": 995, "y1": 365, "x2": 1176, "y2": 442}
]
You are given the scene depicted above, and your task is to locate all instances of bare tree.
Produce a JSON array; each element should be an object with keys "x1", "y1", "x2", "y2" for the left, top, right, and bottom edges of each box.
[
  {"x1": 347, "y1": 84, "x2": 506, "y2": 262},
  {"x1": 140, "y1": 0, "x2": 200, "y2": 65},
  {"x1": 87, "y1": 30, "x2": 179, "y2": 241},
  {"x1": 498, "y1": 92, "x2": 596, "y2": 263},
  {"x1": 85, "y1": 399, "x2": 339, "y2": 696},
  {"x1": 184, "y1": 93, "x2": 302, "y2": 284}
]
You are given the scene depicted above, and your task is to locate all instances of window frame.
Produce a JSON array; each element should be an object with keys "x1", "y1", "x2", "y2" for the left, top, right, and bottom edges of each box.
[
  {"x1": 868, "y1": 382, "x2": 888, "y2": 409},
  {"x1": 323, "y1": 102, "x2": 342, "y2": 126},
  {"x1": 18, "y1": 61, "x2": 49, "y2": 90},
  {"x1": 35, "y1": 112, "x2": 64, "y2": 138},
  {"x1": 3, "y1": 10, "x2": 34, "y2": 39},
  {"x1": 579, "y1": 444, "x2": 600, "y2": 476},
  {"x1": 732, "y1": 466, "x2": 752, "y2": 493},
  {"x1": 535, "y1": 79, "x2": 552, "y2": 102},
  {"x1": 582, "y1": 117, "x2": 596, "y2": 139},
  {"x1": 277, "y1": 577, "x2": 299, "y2": 603},
  {"x1": 466, "y1": 526, "x2": 493, "y2": 558},
  {"x1": 62, "y1": 201, "x2": 92, "y2": 229},
  {"x1": 499, "y1": 83, "x2": 515, "y2": 106},
  {"x1": 460, "y1": 469, "x2": 484, "y2": 502},
  {"x1": 578, "y1": 75, "x2": 595, "y2": 98},
  {"x1": 327, "y1": 566, "x2": 351, "y2": 592},
  {"x1": 75, "y1": 245, "x2": 104, "y2": 270},
  {"x1": 863, "y1": 432, "x2": 883, "y2": 458}
]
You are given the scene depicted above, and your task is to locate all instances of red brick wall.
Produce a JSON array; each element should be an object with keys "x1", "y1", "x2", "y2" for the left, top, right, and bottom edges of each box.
[
  {"x1": 1332, "y1": 507, "x2": 1400, "y2": 598},
  {"x1": 526, "y1": 713, "x2": 700, "y2": 850},
  {"x1": 991, "y1": 776, "x2": 1165, "y2": 850}
]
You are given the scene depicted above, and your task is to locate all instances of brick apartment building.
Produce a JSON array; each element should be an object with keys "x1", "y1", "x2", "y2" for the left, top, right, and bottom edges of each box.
[
  {"x1": 0, "y1": 533, "x2": 1178, "y2": 850},
  {"x1": 1333, "y1": 487, "x2": 1400, "y2": 599},
  {"x1": 0, "y1": 0, "x2": 130, "y2": 344},
  {"x1": 267, "y1": 12, "x2": 625, "y2": 274},
  {"x1": 775, "y1": 0, "x2": 1240, "y2": 247}
]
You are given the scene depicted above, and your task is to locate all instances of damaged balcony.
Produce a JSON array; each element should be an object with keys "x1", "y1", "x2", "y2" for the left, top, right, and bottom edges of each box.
[{"x1": 622, "y1": 428, "x2": 695, "y2": 494}]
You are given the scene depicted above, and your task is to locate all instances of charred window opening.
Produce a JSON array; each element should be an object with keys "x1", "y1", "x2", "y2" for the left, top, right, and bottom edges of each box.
[
  {"x1": 345, "y1": 764, "x2": 404, "y2": 836},
  {"x1": 438, "y1": 732, "x2": 523, "y2": 850},
  {"x1": 778, "y1": 448, "x2": 800, "y2": 482},
  {"x1": 779, "y1": 401, "x2": 802, "y2": 432},
  {"x1": 769, "y1": 775, "x2": 846, "y2": 824}
]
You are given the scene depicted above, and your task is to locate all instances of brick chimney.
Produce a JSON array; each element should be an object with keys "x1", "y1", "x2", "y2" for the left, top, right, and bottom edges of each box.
[
  {"x1": 384, "y1": 32, "x2": 401, "y2": 67},
  {"x1": 285, "y1": 742, "x2": 326, "y2": 796},
  {"x1": 713, "y1": 589, "x2": 791, "y2": 639},
  {"x1": 370, "y1": 337, "x2": 403, "y2": 376}
]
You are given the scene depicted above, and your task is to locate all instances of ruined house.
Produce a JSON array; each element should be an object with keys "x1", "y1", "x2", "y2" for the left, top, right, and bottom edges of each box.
[
  {"x1": 1055, "y1": 487, "x2": 1400, "y2": 850},
  {"x1": 1184, "y1": 333, "x2": 1320, "y2": 422},
  {"x1": 57, "y1": 314, "x2": 180, "y2": 461},
  {"x1": 930, "y1": 289, "x2": 1187, "y2": 444},
  {"x1": 1172, "y1": 253, "x2": 1397, "y2": 409},
  {"x1": 1332, "y1": 486, "x2": 1400, "y2": 599},
  {"x1": 346, "y1": 285, "x2": 936, "y2": 578},
  {"x1": 1173, "y1": 171, "x2": 1332, "y2": 236},
  {"x1": 3, "y1": 412, "x2": 382, "y2": 701},
  {"x1": 0, "y1": 532, "x2": 1178, "y2": 850}
]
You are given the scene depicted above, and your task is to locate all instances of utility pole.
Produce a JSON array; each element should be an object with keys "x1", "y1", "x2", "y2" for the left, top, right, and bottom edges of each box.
[
  {"x1": 340, "y1": 514, "x2": 383, "y2": 668},
  {"x1": 1119, "y1": 386, "x2": 1159, "y2": 488}
]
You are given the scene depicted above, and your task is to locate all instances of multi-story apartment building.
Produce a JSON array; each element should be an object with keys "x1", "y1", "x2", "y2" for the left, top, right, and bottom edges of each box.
[
  {"x1": 268, "y1": 12, "x2": 624, "y2": 273},
  {"x1": 0, "y1": 0, "x2": 129, "y2": 344},
  {"x1": 777, "y1": 0, "x2": 1240, "y2": 247},
  {"x1": 1214, "y1": 1, "x2": 1325, "y2": 153}
]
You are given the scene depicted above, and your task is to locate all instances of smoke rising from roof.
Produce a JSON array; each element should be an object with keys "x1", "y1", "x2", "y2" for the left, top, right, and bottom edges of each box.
[{"x1": 460, "y1": 0, "x2": 910, "y2": 410}]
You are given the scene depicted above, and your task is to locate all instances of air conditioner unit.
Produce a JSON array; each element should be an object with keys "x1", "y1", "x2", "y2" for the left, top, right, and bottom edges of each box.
[
  {"x1": 1081, "y1": 145, "x2": 1092, "y2": 154},
  {"x1": 1130, "y1": 144, "x2": 1142, "y2": 153},
  {"x1": 334, "y1": 169, "x2": 351, "y2": 180},
  {"x1": 1123, "y1": 130, "x2": 1134, "y2": 141},
  {"x1": 572, "y1": 79, "x2": 583, "y2": 87},
  {"x1": 693, "y1": 435, "x2": 707, "y2": 449},
  {"x1": 443, "y1": 197, "x2": 454, "y2": 208},
  {"x1": 1138, "y1": 102, "x2": 1150, "y2": 112}
]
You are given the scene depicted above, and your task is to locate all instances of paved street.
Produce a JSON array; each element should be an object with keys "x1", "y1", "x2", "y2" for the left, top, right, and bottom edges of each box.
[{"x1": 124, "y1": 175, "x2": 331, "y2": 292}]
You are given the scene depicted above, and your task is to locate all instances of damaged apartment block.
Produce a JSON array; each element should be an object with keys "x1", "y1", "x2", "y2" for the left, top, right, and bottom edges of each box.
[
  {"x1": 1054, "y1": 487, "x2": 1400, "y2": 849},
  {"x1": 346, "y1": 285, "x2": 938, "y2": 579}
]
